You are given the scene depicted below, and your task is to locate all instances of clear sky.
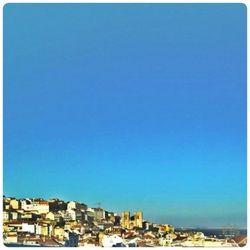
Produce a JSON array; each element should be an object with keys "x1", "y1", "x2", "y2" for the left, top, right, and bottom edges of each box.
[{"x1": 3, "y1": 4, "x2": 247, "y2": 228}]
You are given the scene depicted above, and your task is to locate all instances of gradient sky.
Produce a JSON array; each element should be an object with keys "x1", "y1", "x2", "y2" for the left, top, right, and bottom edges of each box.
[{"x1": 3, "y1": 4, "x2": 247, "y2": 228}]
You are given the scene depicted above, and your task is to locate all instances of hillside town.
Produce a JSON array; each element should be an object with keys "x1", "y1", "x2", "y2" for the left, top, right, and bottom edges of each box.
[{"x1": 3, "y1": 196, "x2": 247, "y2": 247}]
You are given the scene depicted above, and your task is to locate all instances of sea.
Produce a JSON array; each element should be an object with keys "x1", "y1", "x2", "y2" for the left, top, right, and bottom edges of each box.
[{"x1": 176, "y1": 228, "x2": 247, "y2": 239}]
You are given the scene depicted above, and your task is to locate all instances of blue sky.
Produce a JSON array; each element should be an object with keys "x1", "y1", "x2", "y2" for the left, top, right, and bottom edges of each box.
[{"x1": 3, "y1": 4, "x2": 247, "y2": 228}]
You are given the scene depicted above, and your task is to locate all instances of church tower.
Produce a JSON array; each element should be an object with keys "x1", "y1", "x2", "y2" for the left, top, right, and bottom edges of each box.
[
  {"x1": 121, "y1": 211, "x2": 130, "y2": 229},
  {"x1": 134, "y1": 211, "x2": 143, "y2": 228}
]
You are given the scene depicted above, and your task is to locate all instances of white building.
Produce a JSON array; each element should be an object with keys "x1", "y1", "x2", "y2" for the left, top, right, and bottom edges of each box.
[
  {"x1": 22, "y1": 223, "x2": 35, "y2": 234},
  {"x1": 5, "y1": 232, "x2": 18, "y2": 243},
  {"x1": 67, "y1": 201, "x2": 87, "y2": 211},
  {"x1": 10, "y1": 211, "x2": 18, "y2": 221},
  {"x1": 46, "y1": 212, "x2": 55, "y2": 221},
  {"x1": 3, "y1": 211, "x2": 9, "y2": 222},
  {"x1": 67, "y1": 201, "x2": 77, "y2": 210},
  {"x1": 102, "y1": 234, "x2": 124, "y2": 247},
  {"x1": 21, "y1": 199, "x2": 49, "y2": 214}
]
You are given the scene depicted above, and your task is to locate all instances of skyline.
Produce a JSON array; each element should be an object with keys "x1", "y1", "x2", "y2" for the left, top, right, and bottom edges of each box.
[
  {"x1": 2, "y1": 194, "x2": 247, "y2": 230},
  {"x1": 3, "y1": 3, "x2": 247, "y2": 228}
]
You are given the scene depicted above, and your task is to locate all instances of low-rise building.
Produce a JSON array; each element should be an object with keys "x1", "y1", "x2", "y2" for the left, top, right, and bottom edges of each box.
[
  {"x1": 5, "y1": 232, "x2": 18, "y2": 244},
  {"x1": 67, "y1": 201, "x2": 87, "y2": 211},
  {"x1": 21, "y1": 199, "x2": 49, "y2": 214},
  {"x1": 35, "y1": 222, "x2": 53, "y2": 236},
  {"x1": 101, "y1": 234, "x2": 124, "y2": 247},
  {"x1": 3, "y1": 211, "x2": 9, "y2": 222},
  {"x1": 10, "y1": 199, "x2": 20, "y2": 210},
  {"x1": 93, "y1": 208, "x2": 105, "y2": 221},
  {"x1": 22, "y1": 223, "x2": 35, "y2": 234},
  {"x1": 157, "y1": 224, "x2": 174, "y2": 233},
  {"x1": 45, "y1": 212, "x2": 55, "y2": 221},
  {"x1": 53, "y1": 226, "x2": 65, "y2": 240}
]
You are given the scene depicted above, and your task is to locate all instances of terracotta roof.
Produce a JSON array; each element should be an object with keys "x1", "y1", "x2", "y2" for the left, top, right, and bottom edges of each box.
[
  {"x1": 8, "y1": 221, "x2": 23, "y2": 225},
  {"x1": 232, "y1": 235, "x2": 247, "y2": 246},
  {"x1": 36, "y1": 201, "x2": 49, "y2": 205}
]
